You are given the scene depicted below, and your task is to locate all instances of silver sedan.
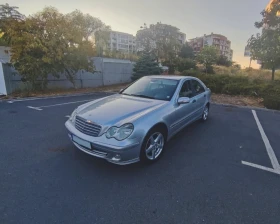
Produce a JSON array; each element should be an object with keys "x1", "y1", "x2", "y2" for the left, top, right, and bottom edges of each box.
[{"x1": 65, "y1": 76, "x2": 211, "y2": 165}]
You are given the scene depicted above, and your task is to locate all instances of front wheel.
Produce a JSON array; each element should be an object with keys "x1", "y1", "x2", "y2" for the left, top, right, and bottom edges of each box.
[
  {"x1": 202, "y1": 105, "x2": 209, "y2": 121},
  {"x1": 140, "y1": 129, "x2": 165, "y2": 163}
]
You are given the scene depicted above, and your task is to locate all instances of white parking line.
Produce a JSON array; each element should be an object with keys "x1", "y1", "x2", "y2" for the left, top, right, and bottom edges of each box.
[
  {"x1": 242, "y1": 161, "x2": 280, "y2": 175},
  {"x1": 27, "y1": 99, "x2": 91, "y2": 111},
  {"x1": 27, "y1": 106, "x2": 43, "y2": 111},
  {"x1": 242, "y1": 110, "x2": 280, "y2": 175},
  {"x1": 6, "y1": 92, "x2": 104, "y2": 103},
  {"x1": 252, "y1": 110, "x2": 280, "y2": 170}
]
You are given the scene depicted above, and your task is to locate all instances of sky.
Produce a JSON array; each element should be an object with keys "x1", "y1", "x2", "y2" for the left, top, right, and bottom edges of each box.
[{"x1": 8, "y1": 0, "x2": 269, "y2": 68}]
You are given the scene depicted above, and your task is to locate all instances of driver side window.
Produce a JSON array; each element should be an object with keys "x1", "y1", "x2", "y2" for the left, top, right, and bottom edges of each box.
[{"x1": 179, "y1": 80, "x2": 193, "y2": 98}]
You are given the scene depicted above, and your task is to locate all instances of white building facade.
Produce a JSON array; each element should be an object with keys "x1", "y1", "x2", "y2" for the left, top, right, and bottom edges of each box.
[{"x1": 108, "y1": 31, "x2": 136, "y2": 53}]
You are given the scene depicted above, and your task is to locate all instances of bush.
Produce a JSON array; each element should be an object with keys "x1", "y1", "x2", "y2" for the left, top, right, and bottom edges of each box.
[
  {"x1": 263, "y1": 94, "x2": 280, "y2": 110},
  {"x1": 176, "y1": 58, "x2": 197, "y2": 72},
  {"x1": 181, "y1": 70, "x2": 201, "y2": 77},
  {"x1": 182, "y1": 73, "x2": 280, "y2": 110}
]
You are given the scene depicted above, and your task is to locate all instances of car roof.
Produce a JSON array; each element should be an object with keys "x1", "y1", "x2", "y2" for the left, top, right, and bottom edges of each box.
[{"x1": 148, "y1": 75, "x2": 193, "y2": 80}]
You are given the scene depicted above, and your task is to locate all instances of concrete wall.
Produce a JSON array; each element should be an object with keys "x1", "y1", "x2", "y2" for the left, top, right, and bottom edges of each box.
[
  {"x1": 0, "y1": 46, "x2": 11, "y2": 63},
  {"x1": 1, "y1": 57, "x2": 134, "y2": 95}
]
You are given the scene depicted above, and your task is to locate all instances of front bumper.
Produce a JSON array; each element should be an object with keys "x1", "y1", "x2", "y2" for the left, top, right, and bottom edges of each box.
[{"x1": 65, "y1": 120, "x2": 141, "y2": 165}]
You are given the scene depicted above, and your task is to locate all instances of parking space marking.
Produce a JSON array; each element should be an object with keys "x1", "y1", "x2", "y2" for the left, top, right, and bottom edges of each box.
[
  {"x1": 252, "y1": 110, "x2": 280, "y2": 170},
  {"x1": 5, "y1": 92, "x2": 105, "y2": 103},
  {"x1": 27, "y1": 99, "x2": 91, "y2": 111},
  {"x1": 242, "y1": 161, "x2": 280, "y2": 175},
  {"x1": 27, "y1": 106, "x2": 43, "y2": 111},
  {"x1": 242, "y1": 110, "x2": 280, "y2": 175}
]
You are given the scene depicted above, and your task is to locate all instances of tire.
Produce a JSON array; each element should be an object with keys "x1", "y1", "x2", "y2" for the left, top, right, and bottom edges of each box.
[
  {"x1": 140, "y1": 127, "x2": 166, "y2": 164},
  {"x1": 201, "y1": 105, "x2": 209, "y2": 121}
]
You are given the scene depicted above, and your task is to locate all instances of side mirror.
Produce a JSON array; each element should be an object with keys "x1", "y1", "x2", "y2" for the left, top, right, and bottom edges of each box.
[
  {"x1": 119, "y1": 89, "x2": 123, "y2": 93},
  {"x1": 178, "y1": 97, "x2": 190, "y2": 105}
]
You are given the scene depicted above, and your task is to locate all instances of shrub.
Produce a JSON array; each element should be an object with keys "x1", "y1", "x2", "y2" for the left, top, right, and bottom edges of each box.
[
  {"x1": 176, "y1": 58, "x2": 197, "y2": 72},
  {"x1": 263, "y1": 94, "x2": 280, "y2": 110},
  {"x1": 181, "y1": 70, "x2": 201, "y2": 77},
  {"x1": 183, "y1": 73, "x2": 280, "y2": 110}
]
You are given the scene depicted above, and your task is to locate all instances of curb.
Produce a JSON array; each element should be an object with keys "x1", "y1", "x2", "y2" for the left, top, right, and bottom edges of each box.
[
  {"x1": 212, "y1": 102, "x2": 280, "y2": 114},
  {"x1": 0, "y1": 91, "x2": 117, "y2": 103}
]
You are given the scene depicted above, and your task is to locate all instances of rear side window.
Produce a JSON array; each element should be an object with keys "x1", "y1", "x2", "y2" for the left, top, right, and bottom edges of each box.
[{"x1": 191, "y1": 80, "x2": 205, "y2": 96}]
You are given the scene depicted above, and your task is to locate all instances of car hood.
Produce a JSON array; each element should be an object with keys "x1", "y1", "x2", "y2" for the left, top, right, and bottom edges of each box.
[{"x1": 77, "y1": 94, "x2": 167, "y2": 126}]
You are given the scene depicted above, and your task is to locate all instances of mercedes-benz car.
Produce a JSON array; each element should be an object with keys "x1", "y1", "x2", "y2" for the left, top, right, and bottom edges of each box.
[{"x1": 65, "y1": 76, "x2": 211, "y2": 165}]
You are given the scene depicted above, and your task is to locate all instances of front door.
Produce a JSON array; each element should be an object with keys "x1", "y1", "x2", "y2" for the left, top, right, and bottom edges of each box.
[{"x1": 169, "y1": 80, "x2": 196, "y2": 134}]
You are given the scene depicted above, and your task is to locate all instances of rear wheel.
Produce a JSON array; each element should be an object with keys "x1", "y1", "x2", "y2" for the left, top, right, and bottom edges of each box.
[
  {"x1": 140, "y1": 128, "x2": 165, "y2": 163},
  {"x1": 202, "y1": 105, "x2": 209, "y2": 121}
]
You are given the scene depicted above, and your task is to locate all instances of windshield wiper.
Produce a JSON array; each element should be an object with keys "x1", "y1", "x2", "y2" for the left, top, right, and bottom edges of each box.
[
  {"x1": 122, "y1": 93, "x2": 155, "y2": 99},
  {"x1": 130, "y1": 94, "x2": 155, "y2": 99}
]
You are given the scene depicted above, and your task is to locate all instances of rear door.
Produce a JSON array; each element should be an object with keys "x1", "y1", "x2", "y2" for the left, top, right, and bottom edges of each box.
[{"x1": 191, "y1": 79, "x2": 206, "y2": 118}]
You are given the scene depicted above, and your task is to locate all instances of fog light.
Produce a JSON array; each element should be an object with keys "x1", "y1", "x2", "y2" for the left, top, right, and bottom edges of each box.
[{"x1": 111, "y1": 154, "x2": 121, "y2": 162}]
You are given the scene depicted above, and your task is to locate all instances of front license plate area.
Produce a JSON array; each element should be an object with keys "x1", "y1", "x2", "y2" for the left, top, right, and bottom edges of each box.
[{"x1": 72, "y1": 135, "x2": 92, "y2": 150}]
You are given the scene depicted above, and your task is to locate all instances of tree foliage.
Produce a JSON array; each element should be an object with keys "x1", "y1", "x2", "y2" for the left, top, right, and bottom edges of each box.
[
  {"x1": 2, "y1": 7, "x2": 99, "y2": 89},
  {"x1": 196, "y1": 46, "x2": 219, "y2": 74},
  {"x1": 132, "y1": 45, "x2": 162, "y2": 81},
  {"x1": 136, "y1": 22, "x2": 181, "y2": 61},
  {"x1": 216, "y1": 55, "x2": 232, "y2": 67},
  {"x1": 176, "y1": 58, "x2": 197, "y2": 72},
  {"x1": 0, "y1": 3, "x2": 24, "y2": 20},
  {"x1": 248, "y1": 2, "x2": 280, "y2": 80},
  {"x1": 178, "y1": 42, "x2": 194, "y2": 59}
]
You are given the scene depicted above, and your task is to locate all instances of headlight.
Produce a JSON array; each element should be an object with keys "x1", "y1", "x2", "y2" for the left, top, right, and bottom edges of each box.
[
  {"x1": 69, "y1": 109, "x2": 78, "y2": 123},
  {"x1": 105, "y1": 123, "x2": 134, "y2": 141}
]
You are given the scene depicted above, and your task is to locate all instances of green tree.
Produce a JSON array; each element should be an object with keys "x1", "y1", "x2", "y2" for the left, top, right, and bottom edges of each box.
[
  {"x1": 248, "y1": 2, "x2": 280, "y2": 81},
  {"x1": 66, "y1": 10, "x2": 109, "y2": 41},
  {"x1": 0, "y1": 4, "x2": 25, "y2": 46},
  {"x1": 136, "y1": 22, "x2": 181, "y2": 62},
  {"x1": 197, "y1": 46, "x2": 219, "y2": 74},
  {"x1": 216, "y1": 55, "x2": 232, "y2": 67},
  {"x1": 3, "y1": 7, "x2": 96, "y2": 89},
  {"x1": 132, "y1": 45, "x2": 162, "y2": 81},
  {"x1": 0, "y1": 3, "x2": 24, "y2": 20},
  {"x1": 178, "y1": 42, "x2": 194, "y2": 59},
  {"x1": 66, "y1": 10, "x2": 111, "y2": 57},
  {"x1": 176, "y1": 58, "x2": 197, "y2": 72}
]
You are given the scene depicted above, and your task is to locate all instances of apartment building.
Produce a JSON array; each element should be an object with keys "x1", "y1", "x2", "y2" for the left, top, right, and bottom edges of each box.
[
  {"x1": 178, "y1": 32, "x2": 187, "y2": 44},
  {"x1": 189, "y1": 33, "x2": 233, "y2": 61},
  {"x1": 108, "y1": 31, "x2": 136, "y2": 53}
]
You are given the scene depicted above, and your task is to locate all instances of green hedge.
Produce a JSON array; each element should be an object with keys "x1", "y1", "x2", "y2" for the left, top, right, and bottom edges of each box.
[{"x1": 181, "y1": 71, "x2": 280, "y2": 110}]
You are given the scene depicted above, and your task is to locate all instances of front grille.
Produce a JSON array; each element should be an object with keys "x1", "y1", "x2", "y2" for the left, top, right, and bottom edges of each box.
[{"x1": 75, "y1": 116, "x2": 102, "y2": 137}]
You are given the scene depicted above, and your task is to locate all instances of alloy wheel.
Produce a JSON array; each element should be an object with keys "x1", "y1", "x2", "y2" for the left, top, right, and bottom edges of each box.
[
  {"x1": 202, "y1": 106, "x2": 209, "y2": 121},
  {"x1": 145, "y1": 132, "x2": 164, "y2": 160}
]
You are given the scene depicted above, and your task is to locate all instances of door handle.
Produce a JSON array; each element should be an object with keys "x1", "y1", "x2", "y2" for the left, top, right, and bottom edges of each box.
[
  {"x1": 204, "y1": 94, "x2": 206, "y2": 97},
  {"x1": 192, "y1": 99, "x2": 197, "y2": 103}
]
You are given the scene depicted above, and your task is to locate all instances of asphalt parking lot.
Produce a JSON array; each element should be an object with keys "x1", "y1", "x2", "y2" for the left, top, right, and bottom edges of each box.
[{"x1": 1, "y1": 92, "x2": 280, "y2": 224}]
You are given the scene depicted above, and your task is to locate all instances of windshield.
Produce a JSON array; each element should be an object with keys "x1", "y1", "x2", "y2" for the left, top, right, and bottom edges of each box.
[{"x1": 121, "y1": 77, "x2": 179, "y2": 101}]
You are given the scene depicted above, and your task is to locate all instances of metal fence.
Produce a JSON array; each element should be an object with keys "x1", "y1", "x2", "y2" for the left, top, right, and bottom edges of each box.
[{"x1": 0, "y1": 57, "x2": 134, "y2": 95}]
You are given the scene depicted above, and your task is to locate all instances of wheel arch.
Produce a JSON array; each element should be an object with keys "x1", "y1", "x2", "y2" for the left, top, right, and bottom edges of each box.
[{"x1": 147, "y1": 122, "x2": 169, "y2": 141}]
